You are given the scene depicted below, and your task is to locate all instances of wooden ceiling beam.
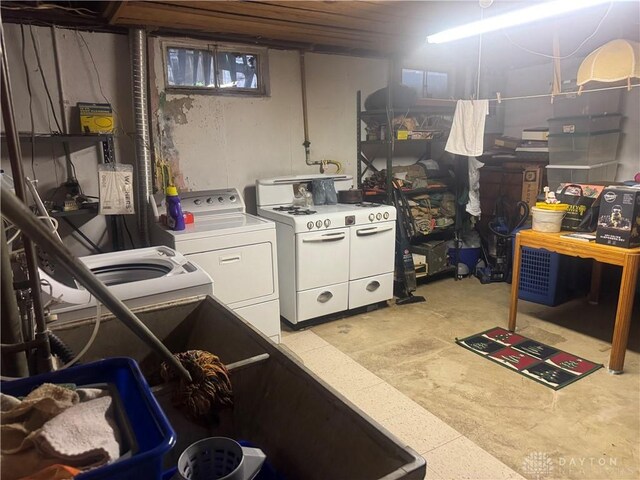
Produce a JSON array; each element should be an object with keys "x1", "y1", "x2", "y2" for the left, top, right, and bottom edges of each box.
[
  {"x1": 161, "y1": 0, "x2": 407, "y2": 35},
  {"x1": 104, "y1": 1, "x2": 447, "y2": 54},
  {"x1": 113, "y1": 2, "x2": 404, "y2": 52}
]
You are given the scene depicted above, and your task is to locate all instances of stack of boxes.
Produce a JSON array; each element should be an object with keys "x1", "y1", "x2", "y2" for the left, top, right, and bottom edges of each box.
[{"x1": 546, "y1": 88, "x2": 622, "y2": 190}]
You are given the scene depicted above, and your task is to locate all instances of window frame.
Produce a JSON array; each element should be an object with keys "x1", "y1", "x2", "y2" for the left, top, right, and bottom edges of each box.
[
  {"x1": 162, "y1": 39, "x2": 269, "y2": 97},
  {"x1": 401, "y1": 66, "x2": 452, "y2": 100}
]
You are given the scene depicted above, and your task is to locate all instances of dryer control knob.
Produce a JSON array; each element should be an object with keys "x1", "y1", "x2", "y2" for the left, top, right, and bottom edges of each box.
[
  {"x1": 324, "y1": 219, "x2": 331, "y2": 227},
  {"x1": 369, "y1": 213, "x2": 375, "y2": 222},
  {"x1": 383, "y1": 212, "x2": 389, "y2": 219},
  {"x1": 307, "y1": 221, "x2": 314, "y2": 230},
  {"x1": 376, "y1": 213, "x2": 382, "y2": 220},
  {"x1": 316, "y1": 220, "x2": 323, "y2": 228}
]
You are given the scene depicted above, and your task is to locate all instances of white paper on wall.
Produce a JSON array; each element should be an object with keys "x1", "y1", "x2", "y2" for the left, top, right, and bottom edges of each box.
[{"x1": 98, "y1": 164, "x2": 135, "y2": 215}]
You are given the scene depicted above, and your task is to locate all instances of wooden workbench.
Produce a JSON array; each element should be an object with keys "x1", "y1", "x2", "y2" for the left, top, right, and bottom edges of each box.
[{"x1": 509, "y1": 230, "x2": 640, "y2": 373}]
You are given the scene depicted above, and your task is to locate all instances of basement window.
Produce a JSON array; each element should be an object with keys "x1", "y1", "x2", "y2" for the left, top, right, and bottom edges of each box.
[
  {"x1": 164, "y1": 42, "x2": 267, "y2": 96},
  {"x1": 402, "y1": 68, "x2": 449, "y2": 99}
]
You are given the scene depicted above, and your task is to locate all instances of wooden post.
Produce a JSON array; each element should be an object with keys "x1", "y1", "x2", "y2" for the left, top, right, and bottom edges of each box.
[
  {"x1": 508, "y1": 232, "x2": 522, "y2": 331},
  {"x1": 608, "y1": 254, "x2": 640, "y2": 373}
]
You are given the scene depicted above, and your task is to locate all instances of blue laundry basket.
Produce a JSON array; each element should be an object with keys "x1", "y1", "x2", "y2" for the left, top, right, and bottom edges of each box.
[
  {"x1": 512, "y1": 226, "x2": 591, "y2": 306},
  {"x1": 0, "y1": 357, "x2": 175, "y2": 480}
]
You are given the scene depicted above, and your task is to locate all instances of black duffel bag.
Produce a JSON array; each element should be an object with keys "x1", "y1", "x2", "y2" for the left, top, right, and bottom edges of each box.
[{"x1": 558, "y1": 184, "x2": 599, "y2": 232}]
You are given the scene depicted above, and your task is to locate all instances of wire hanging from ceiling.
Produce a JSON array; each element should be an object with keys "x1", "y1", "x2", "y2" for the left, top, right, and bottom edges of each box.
[
  {"x1": 475, "y1": 5, "x2": 486, "y2": 99},
  {"x1": 20, "y1": 24, "x2": 37, "y2": 181},
  {"x1": 503, "y1": 1, "x2": 614, "y2": 60}
]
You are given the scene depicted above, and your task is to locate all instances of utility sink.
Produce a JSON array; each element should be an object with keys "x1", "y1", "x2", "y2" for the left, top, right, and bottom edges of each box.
[{"x1": 51, "y1": 296, "x2": 426, "y2": 480}]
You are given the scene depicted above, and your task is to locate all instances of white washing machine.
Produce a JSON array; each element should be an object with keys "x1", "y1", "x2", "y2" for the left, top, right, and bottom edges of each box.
[
  {"x1": 43, "y1": 246, "x2": 213, "y2": 323},
  {"x1": 151, "y1": 188, "x2": 281, "y2": 343}
]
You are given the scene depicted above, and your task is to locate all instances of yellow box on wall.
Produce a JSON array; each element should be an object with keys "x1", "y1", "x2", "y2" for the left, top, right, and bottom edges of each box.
[{"x1": 78, "y1": 102, "x2": 113, "y2": 134}]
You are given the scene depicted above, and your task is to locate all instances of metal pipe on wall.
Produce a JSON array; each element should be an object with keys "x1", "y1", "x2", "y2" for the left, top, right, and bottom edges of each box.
[
  {"x1": 299, "y1": 52, "x2": 342, "y2": 174},
  {"x1": 1, "y1": 23, "x2": 53, "y2": 373},
  {"x1": 299, "y1": 52, "x2": 318, "y2": 169},
  {"x1": 1, "y1": 227, "x2": 29, "y2": 378},
  {"x1": 130, "y1": 28, "x2": 152, "y2": 246}
]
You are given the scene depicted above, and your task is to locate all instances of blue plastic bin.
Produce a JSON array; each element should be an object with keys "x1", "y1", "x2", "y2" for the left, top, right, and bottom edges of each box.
[
  {"x1": 518, "y1": 248, "x2": 592, "y2": 306},
  {"x1": 518, "y1": 247, "x2": 567, "y2": 306},
  {"x1": 0, "y1": 358, "x2": 175, "y2": 480},
  {"x1": 448, "y1": 247, "x2": 481, "y2": 271},
  {"x1": 513, "y1": 226, "x2": 591, "y2": 306}
]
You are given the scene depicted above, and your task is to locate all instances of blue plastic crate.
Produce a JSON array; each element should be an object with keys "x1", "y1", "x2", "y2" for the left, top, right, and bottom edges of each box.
[
  {"x1": 517, "y1": 247, "x2": 592, "y2": 306},
  {"x1": 518, "y1": 247, "x2": 566, "y2": 306},
  {"x1": 0, "y1": 358, "x2": 175, "y2": 480}
]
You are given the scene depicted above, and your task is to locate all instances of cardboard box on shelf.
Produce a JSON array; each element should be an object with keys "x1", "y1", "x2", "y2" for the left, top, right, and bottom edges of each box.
[
  {"x1": 396, "y1": 129, "x2": 409, "y2": 140},
  {"x1": 596, "y1": 186, "x2": 640, "y2": 248},
  {"x1": 78, "y1": 102, "x2": 113, "y2": 134},
  {"x1": 521, "y1": 165, "x2": 543, "y2": 212},
  {"x1": 522, "y1": 127, "x2": 549, "y2": 141},
  {"x1": 494, "y1": 136, "x2": 520, "y2": 150}
]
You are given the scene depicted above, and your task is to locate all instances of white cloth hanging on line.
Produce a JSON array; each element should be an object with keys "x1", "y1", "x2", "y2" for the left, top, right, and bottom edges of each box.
[
  {"x1": 445, "y1": 100, "x2": 488, "y2": 217},
  {"x1": 445, "y1": 99, "x2": 489, "y2": 157}
]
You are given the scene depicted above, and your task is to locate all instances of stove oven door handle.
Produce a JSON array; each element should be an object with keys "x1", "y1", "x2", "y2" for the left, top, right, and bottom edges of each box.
[
  {"x1": 366, "y1": 280, "x2": 381, "y2": 292},
  {"x1": 317, "y1": 291, "x2": 333, "y2": 303},
  {"x1": 302, "y1": 232, "x2": 346, "y2": 243},
  {"x1": 355, "y1": 225, "x2": 393, "y2": 237}
]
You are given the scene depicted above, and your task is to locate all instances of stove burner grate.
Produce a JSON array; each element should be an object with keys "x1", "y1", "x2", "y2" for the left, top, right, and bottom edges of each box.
[
  {"x1": 354, "y1": 202, "x2": 382, "y2": 208},
  {"x1": 290, "y1": 209, "x2": 317, "y2": 215},
  {"x1": 273, "y1": 206, "x2": 300, "y2": 212}
]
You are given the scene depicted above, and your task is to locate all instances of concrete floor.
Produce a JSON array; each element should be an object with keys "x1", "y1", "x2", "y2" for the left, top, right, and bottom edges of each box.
[{"x1": 284, "y1": 276, "x2": 640, "y2": 480}]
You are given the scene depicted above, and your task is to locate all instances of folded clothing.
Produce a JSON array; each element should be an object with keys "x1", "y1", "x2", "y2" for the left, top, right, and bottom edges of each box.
[
  {"x1": 18, "y1": 464, "x2": 80, "y2": 480},
  {"x1": 1, "y1": 384, "x2": 80, "y2": 454},
  {"x1": 1, "y1": 384, "x2": 121, "y2": 480},
  {"x1": 33, "y1": 395, "x2": 121, "y2": 469}
]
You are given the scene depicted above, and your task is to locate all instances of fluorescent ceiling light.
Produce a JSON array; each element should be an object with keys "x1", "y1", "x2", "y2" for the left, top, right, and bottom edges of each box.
[{"x1": 427, "y1": 0, "x2": 612, "y2": 44}]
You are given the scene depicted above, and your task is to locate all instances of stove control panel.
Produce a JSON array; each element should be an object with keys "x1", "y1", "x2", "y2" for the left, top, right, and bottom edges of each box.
[{"x1": 305, "y1": 218, "x2": 336, "y2": 230}]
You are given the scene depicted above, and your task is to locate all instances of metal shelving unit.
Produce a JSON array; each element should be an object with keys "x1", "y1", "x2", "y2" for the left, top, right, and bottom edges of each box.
[
  {"x1": 356, "y1": 90, "x2": 465, "y2": 280},
  {"x1": 1, "y1": 132, "x2": 121, "y2": 251},
  {"x1": 357, "y1": 91, "x2": 451, "y2": 204}
]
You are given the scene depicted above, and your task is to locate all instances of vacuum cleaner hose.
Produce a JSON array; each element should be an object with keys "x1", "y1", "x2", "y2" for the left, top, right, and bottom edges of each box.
[
  {"x1": 488, "y1": 201, "x2": 530, "y2": 238},
  {"x1": 513, "y1": 201, "x2": 530, "y2": 231},
  {"x1": 48, "y1": 332, "x2": 75, "y2": 364}
]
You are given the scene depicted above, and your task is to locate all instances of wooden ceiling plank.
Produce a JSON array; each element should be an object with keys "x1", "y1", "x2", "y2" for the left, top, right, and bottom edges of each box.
[
  {"x1": 119, "y1": 17, "x2": 389, "y2": 52},
  {"x1": 233, "y1": 0, "x2": 395, "y2": 22},
  {"x1": 116, "y1": 3, "x2": 399, "y2": 45},
  {"x1": 256, "y1": 1, "x2": 433, "y2": 34},
  {"x1": 158, "y1": 0, "x2": 403, "y2": 34},
  {"x1": 260, "y1": 0, "x2": 424, "y2": 22},
  {"x1": 104, "y1": 0, "x2": 130, "y2": 24},
  {"x1": 114, "y1": 6, "x2": 393, "y2": 51}
]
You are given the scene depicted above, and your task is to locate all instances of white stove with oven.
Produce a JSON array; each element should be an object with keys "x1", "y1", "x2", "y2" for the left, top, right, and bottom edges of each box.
[
  {"x1": 256, "y1": 174, "x2": 396, "y2": 325},
  {"x1": 151, "y1": 188, "x2": 280, "y2": 342}
]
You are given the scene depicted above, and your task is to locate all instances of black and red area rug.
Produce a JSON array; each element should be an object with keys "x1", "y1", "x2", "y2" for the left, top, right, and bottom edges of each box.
[{"x1": 456, "y1": 327, "x2": 602, "y2": 390}]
